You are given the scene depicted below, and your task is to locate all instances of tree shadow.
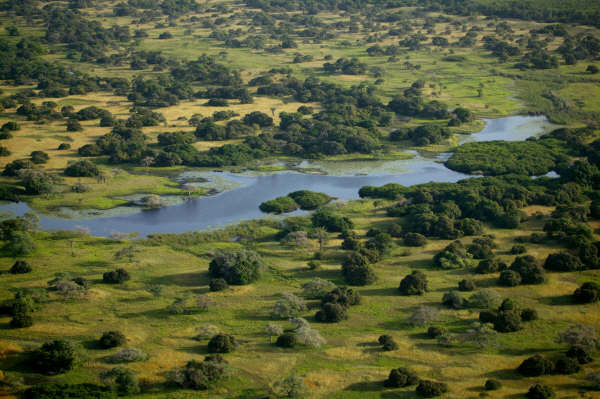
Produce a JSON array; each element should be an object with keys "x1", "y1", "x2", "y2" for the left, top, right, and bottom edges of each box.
[
  {"x1": 76, "y1": 260, "x2": 112, "y2": 268},
  {"x1": 359, "y1": 287, "x2": 398, "y2": 296},
  {"x1": 117, "y1": 308, "x2": 169, "y2": 319},
  {"x1": 82, "y1": 340, "x2": 104, "y2": 350},
  {"x1": 538, "y1": 294, "x2": 574, "y2": 306},
  {"x1": 148, "y1": 272, "x2": 210, "y2": 287},
  {"x1": 345, "y1": 380, "x2": 384, "y2": 392},
  {"x1": 119, "y1": 296, "x2": 150, "y2": 303},
  {"x1": 499, "y1": 347, "x2": 554, "y2": 356}
]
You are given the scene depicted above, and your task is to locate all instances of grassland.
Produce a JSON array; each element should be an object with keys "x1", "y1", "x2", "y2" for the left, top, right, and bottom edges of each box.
[{"x1": 0, "y1": 200, "x2": 598, "y2": 398}]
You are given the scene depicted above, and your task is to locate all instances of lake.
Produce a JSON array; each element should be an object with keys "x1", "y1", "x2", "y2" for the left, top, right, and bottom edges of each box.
[{"x1": 0, "y1": 115, "x2": 556, "y2": 237}]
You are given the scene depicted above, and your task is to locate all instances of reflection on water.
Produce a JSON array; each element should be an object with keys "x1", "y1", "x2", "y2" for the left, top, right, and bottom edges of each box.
[{"x1": 0, "y1": 116, "x2": 557, "y2": 237}]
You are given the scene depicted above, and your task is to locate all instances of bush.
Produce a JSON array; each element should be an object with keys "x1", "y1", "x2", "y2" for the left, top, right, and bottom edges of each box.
[
  {"x1": 208, "y1": 334, "x2": 236, "y2": 353},
  {"x1": 511, "y1": 245, "x2": 527, "y2": 254},
  {"x1": 378, "y1": 335, "x2": 398, "y2": 351},
  {"x1": 321, "y1": 287, "x2": 361, "y2": 308},
  {"x1": 499, "y1": 270, "x2": 522, "y2": 287},
  {"x1": 30, "y1": 151, "x2": 49, "y2": 164},
  {"x1": 11, "y1": 312, "x2": 33, "y2": 328},
  {"x1": 553, "y1": 355, "x2": 580, "y2": 374},
  {"x1": 543, "y1": 252, "x2": 582, "y2": 272},
  {"x1": 493, "y1": 310, "x2": 522, "y2": 332},
  {"x1": 384, "y1": 367, "x2": 419, "y2": 388},
  {"x1": 399, "y1": 271, "x2": 428, "y2": 295},
  {"x1": 32, "y1": 340, "x2": 76, "y2": 374},
  {"x1": 271, "y1": 293, "x2": 307, "y2": 319},
  {"x1": 573, "y1": 282, "x2": 600, "y2": 303},
  {"x1": 342, "y1": 262, "x2": 377, "y2": 286},
  {"x1": 442, "y1": 291, "x2": 465, "y2": 309},
  {"x1": 526, "y1": 384, "x2": 555, "y2": 399},
  {"x1": 427, "y1": 326, "x2": 446, "y2": 338},
  {"x1": 103, "y1": 269, "x2": 130, "y2": 284},
  {"x1": 517, "y1": 355, "x2": 554, "y2": 376},
  {"x1": 311, "y1": 210, "x2": 354, "y2": 232},
  {"x1": 301, "y1": 278, "x2": 336, "y2": 299},
  {"x1": 458, "y1": 279, "x2": 476, "y2": 291},
  {"x1": 315, "y1": 302, "x2": 347, "y2": 323},
  {"x1": 209, "y1": 249, "x2": 265, "y2": 285},
  {"x1": 10, "y1": 260, "x2": 32, "y2": 274},
  {"x1": 209, "y1": 278, "x2": 229, "y2": 292},
  {"x1": 404, "y1": 232, "x2": 427, "y2": 247},
  {"x1": 64, "y1": 160, "x2": 100, "y2": 177},
  {"x1": 288, "y1": 190, "x2": 331, "y2": 210},
  {"x1": 167, "y1": 357, "x2": 228, "y2": 390},
  {"x1": 484, "y1": 379, "x2": 501, "y2": 391},
  {"x1": 99, "y1": 331, "x2": 126, "y2": 349},
  {"x1": 416, "y1": 380, "x2": 449, "y2": 397},
  {"x1": 521, "y1": 308, "x2": 538, "y2": 321},
  {"x1": 566, "y1": 345, "x2": 593, "y2": 364},
  {"x1": 105, "y1": 348, "x2": 147, "y2": 363},
  {"x1": 275, "y1": 333, "x2": 297, "y2": 348},
  {"x1": 23, "y1": 383, "x2": 113, "y2": 399},
  {"x1": 66, "y1": 119, "x2": 83, "y2": 132},
  {"x1": 510, "y1": 255, "x2": 545, "y2": 284},
  {"x1": 100, "y1": 367, "x2": 140, "y2": 395},
  {"x1": 259, "y1": 196, "x2": 299, "y2": 214},
  {"x1": 468, "y1": 288, "x2": 502, "y2": 309},
  {"x1": 475, "y1": 258, "x2": 504, "y2": 274}
]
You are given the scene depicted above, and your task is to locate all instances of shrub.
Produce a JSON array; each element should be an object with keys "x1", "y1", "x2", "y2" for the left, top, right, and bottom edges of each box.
[
  {"x1": 554, "y1": 355, "x2": 580, "y2": 374},
  {"x1": 384, "y1": 367, "x2": 419, "y2": 388},
  {"x1": 442, "y1": 291, "x2": 465, "y2": 309},
  {"x1": 521, "y1": 308, "x2": 538, "y2": 321},
  {"x1": 301, "y1": 278, "x2": 336, "y2": 299},
  {"x1": 271, "y1": 293, "x2": 307, "y2": 319},
  {"x1": 311, "y1": 209, "x2": 354, "y2": 232},
  {"x1": 276, "y1": 333, "x2": 297, "y2": 348},
  {"x1": 510, "y1": 255, "x2": 545, "y2": 284},
  {"x1": 315, "y1": 303, "x2": 347, "y2": 323},
  {"x1": 434, "y1": 241, "x2": 473, "y2": 269},
  {"x1": 10, "y1": 260, "x2": 32, "y2": 274},
  {"x1": 517, "y1": 355, "x2": 554, "y2": 376},
  {"x1": 511, "y1": 245, "x2": 527, "y2": 254},
  {"x1": 566, "y1": 345, "x2": 593, "y2": 364},
  {"x1": 103, "y1": 269, "x2": 130, "y2": 284},
  {"x1": 100, "y1": 366, "x2": 140, "y2": 395},
  {"x1": 208, "y1": 249, "x2": 265, "y2": 285},
  {"x1": 64, "y1": 160, "x2": 100, "y2": 177},
  {"x1": 475, "y1": 258, "x2": 504, "y2": 274},
  {"x1": 66, "y1": 119, "x2": 83, "y2": 132},
  {"x1": 484, "y1": 379, "x2": 501, "y2": 391},
  {"x1": 407, "y1": 306, "x2": 440, "y2": 327},
  {"x1": 321, "y1": 287, "x2": 361, "y2": 308},
  {"x1": 378, "y1": 335, "x2": 398, "y2": 351},
  {"x1": 416, "y1": 380, "x2": 449, "y2": 397},
  {"x1": 493, "y1": 310, "x2": 522, "y2": 333},
  {"x1": 11, "y1": 312, "x2": 33, "y2": 328},
  {"x1": 557, "y1": 324, "x2": 600, "y2": 348},
  {"x1": 573, "y1": 282, "x2": 600, "y2": 303},
  {"x1": 209, "y1": 278, "x2": 229, "y2": 292},
  {"x1": 167, "y1": 357, "x2": 228, "y2": 390},
  {"x1": 404, "y1": 232, "x2": 427, "y2": 247},
  {"x1": 99, "y1": 331, "x2": 126, "y2": 349},
  {"x1": 458, "y1": 279, "x2": 476, "y2": 292},
  {"x1": 208, "y1": 334, "x2": 236, "y2": 353},
  {"x1": 30, "y1": 151, "x2": 49, "y2": 164},
  {"x1": 23, "y1": 383, "x2": 113, "y2": 399},
  {"x1": 526, "y1": 384, "x2": 555, "y2": 399},
  {"x1": 105, "y1": 348, "x2": 147, "y2": 364},
  {"x1": 342, "y1": 262, "x2": 377, "y2": 286},
  {"x1": 32, "y1": 340, "x2": 76, "y2": 374},
  {"x1": 259, "y1": 196, "x2": 299, "y2": 214},
  {"x1": 288, "y1": 190, "x2": 331, "y2": 210},
  {"x1": 427, "y1": 326, "x2": 446, "y2": 338},
  {"x1": 499, "y1": 270, "x2": 522, "y2": 287},
  {"x1": 399, "y1": 271, "x2": 428, "y2": 295},
  {"x1": 543, "y1": 252, "x2": 582, "y2": 272},
  {"x1": 469, "y1": 289, "x2": 502, "y2": 309}
]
